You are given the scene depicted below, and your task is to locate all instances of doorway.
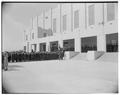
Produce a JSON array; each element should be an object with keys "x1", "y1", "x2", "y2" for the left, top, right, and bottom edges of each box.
[
  {"x1": 40, "y1": 43, "x2": 46, "y2": 52},
  {"x1": 63, "y1": 39, "x2": 75, "y2": 51},
  {"x1": 31, "y1": 44, "x2": 37, "y2": 52},
  {"x1": 81, "y1": 36, "x2": 97, "y2": 52},
  {"x1": 50, "y1": 41, "x2": 58, "y2": 52},
  {"x1": 106, "y1": 33, "x2": 118, "y2": 52}
]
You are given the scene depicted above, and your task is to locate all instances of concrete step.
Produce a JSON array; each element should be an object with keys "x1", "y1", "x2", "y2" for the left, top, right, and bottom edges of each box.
[
  {"x1": 96, "y1": 53, "x2": 118, "y2": 63},
  {"x1": 71, "y1": 52, "x2": 118, "y2": 63},
  {"x1": 71, "y1": 53, "x2": 87, "y2": 61}
]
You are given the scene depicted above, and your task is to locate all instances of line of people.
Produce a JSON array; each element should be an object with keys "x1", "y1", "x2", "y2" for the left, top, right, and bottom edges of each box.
[{"x1": 2, "y1": 48, "x2": 65, "y2": 71}]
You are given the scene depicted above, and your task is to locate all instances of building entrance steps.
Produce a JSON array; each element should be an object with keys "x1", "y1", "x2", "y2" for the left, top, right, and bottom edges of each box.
[
  {"x1": 64, "y1": 51, "x2": 79, "y2": 60},
  {"x1": 71, "y1": 53, "x2": 87, "y2": 60},
  {"x1": 86, "y1": 51, "x2": 105, "y2": 61},
  {"x1": 71, "y1": 51, "x2": 118, "y2": 63},
  {"x1": 96, "y1": 53, "x2": 118, "y2": 63}
]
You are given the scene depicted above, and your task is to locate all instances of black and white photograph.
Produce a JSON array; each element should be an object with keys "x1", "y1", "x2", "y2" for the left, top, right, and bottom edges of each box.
[{"x1": 1, "y1": 1, "x2": 118, "y2": 94}]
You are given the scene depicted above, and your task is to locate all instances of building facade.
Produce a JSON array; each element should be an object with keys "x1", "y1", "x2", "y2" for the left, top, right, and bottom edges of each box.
[{"x1": 24, "y1": 3, "x2": 118, "y2": 53}]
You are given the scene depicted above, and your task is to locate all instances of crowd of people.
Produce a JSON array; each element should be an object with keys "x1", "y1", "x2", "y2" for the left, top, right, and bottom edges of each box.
[{"x1": 2, "y1": 47, "x2": 65, "y2": 71}]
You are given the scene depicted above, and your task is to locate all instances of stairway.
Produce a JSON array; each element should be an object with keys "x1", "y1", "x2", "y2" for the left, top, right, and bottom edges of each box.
[
  {"x1": 96, "y1": 53, "x2": 118, "y2": 63},
  {"x1": 71, "y1": 52, "x2": 118, "y2": 63},
  {"x1": 71, "y1": 53, "x2": 87, "y2": 61}
]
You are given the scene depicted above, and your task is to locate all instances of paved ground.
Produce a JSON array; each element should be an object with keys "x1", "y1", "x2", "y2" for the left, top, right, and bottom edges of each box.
[{"x1": 2, "y1": 60, "x2": 118, "y2": 94}]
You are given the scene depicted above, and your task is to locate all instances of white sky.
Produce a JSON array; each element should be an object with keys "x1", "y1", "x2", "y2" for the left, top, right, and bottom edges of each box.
[{"x1": 2, "y1": 3, "x2": 58, "y2": 51}]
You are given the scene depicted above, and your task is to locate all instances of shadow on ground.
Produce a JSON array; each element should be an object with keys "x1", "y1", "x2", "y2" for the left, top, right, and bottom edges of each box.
[{"x1": 7, "y1": 65, "x2": 24, "y2": 71}]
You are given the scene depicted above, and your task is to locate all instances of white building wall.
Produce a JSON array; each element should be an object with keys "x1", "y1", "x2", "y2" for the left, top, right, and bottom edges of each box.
[
  {"x1": 24, "y1": 3, "x2": 118, "y2": 53},
  {"x1": 83, "y1": 3, "x2": 103, "y2": 37},
  {"x1": 38, "y1": 14, "x2": 44, "y2": 28},
  {"x1": 52, "y1": 4, "x2": 63, "y2": 48},
  {"x1": 72, "y1": 3, "x2": 85, "y2": 32},
  {"x1": 24, "y1": 28, "x2": 32, "y2": 52},
  {"x1": 52, "y1": 5, "x2": 60, "y2": 34},
  {"x1": 45, "y1": 10, "x2": 52, "y2": 30},
  {"x1": 61, "y1": 3, "x2": 71, "y2": 34},
  {"x1": 82, "y1": 3, "x2": 105, "y2": 51},
  {"x1": 104, "y1": 3, "x2": 118, "y2": 34},
  {"x1": 44, "y1": 10, "x2": 52, "y2": 51},
  {"x1": 33, "y1": 16, "x2": 38, "y2": 40},
  {"x1": 72, "y1": 3, "x2": 86, "y2": 52}
]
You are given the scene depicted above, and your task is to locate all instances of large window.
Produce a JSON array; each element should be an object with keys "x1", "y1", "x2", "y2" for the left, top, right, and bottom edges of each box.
[
  {"x1": 88, "y1": 5, "x2": 95, "y2": 25},
  {"x1": 81, "y1": 36, "x2": 97, "y2": 52},
  {"x1": 53, "y1": 18, "x2": 56, "y2": 33},
  {"x1": 40, "y1": 43, "x2": 46, "y2": 52},
  {"x1": 74, "y1": 10, "x2": 79, "y2": 29},
  {"x1": 50, "y1": 41, "x2": 58, "y2": 52},
  {"x1": 106, "y1": 33, "x2": 118, "y2": 52},
  {"x1": 63, "y1": 39, "x2": 75, "y2": 51},
  {"x1": 107, "y1": 3, "x2": 115, "y2": 22},
  {"x1": 63, "y1": 15, "x2": 67, "y2": 31}
]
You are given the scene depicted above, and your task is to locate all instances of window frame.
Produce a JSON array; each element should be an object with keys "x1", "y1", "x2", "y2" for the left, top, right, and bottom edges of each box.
[
  {"x1": 53, "y1": 18, "x2": 56, "y2": 33},
  {"x1": 63, "y1": 14, "x2": 67, "y2": 31},
  {"x1": 88, "y1": 4, "x2": 95, "y2": 26},
  {"x1": 74, "y1": 10, "x2": 79, "y2": 29},
  {"x1": 107, "y1": 3, "x2": 115, "y2": 22}
]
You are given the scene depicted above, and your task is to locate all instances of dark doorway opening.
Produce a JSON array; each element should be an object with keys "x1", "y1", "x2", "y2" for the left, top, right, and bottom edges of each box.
[
  {"x1": 40, "y1": 43, "x2": 46, "y2": 52},
  {"x1": 24, "y1": 46, "x2": 26, "y2": 52},
  {"x1": 106, "y1": 33, "x2": 118, "y2": 52},
  {"x1": 63, "y1": 39, "x2": 75, "y2": 51},
  {"x1": 31, "y1": 44, "x2": 37, "y2": 52},
  {"x1": 50, "y1": 41, "x2": 58, "y2": 52},
  {"x1": 81, "y1": 36, "x2": 97, "y2": 52}
]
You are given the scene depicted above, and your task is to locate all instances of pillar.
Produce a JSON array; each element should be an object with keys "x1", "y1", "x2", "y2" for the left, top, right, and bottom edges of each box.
[
  {"x1": 58, "y1": 34, "x2": 63, "y2": 48},
  {"x1": 59, "y1": 39, "x2": 63, "y2": 48},
  {"x1": 46, "y1": 41, "x2": 50, "y2": 52},
  {"x1": 75, "y1": 37, "x2": 81, "y2": 52},
  {"x1": 97, "y1": 34, "x2": 106, "y2": 52},
  {"x1": 36, "y1": 43, "x2": 39, "y2": 52}
]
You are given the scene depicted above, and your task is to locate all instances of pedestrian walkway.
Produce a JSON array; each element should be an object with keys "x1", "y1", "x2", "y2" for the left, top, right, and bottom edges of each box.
[{"x1": 2, "y1": 60, "x2": 118, "y2": 94}]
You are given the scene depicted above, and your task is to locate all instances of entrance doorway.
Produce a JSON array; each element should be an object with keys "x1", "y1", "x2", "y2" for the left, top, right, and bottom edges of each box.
[
  {"x1": 81, "y1": 36, "x2": 97, "y2": 52},
  {"x1": 106, "y1": 33, "x2": 118, "y2": 52},
  {"x1": 63, "y1": 39, "x2": 75, "y2": 51},
  {"x1": 50, "y1": 41, "x2": 58, "y2": 52},
  {"x1": 40, "y1": 43, "x2": 46, "y2": 52},
  {"x1": 31, "y1": 44, "x2": 37, "y2": 52},
  {"x1": 24, "y1": 46, "x2": 26, "y2": 52}
]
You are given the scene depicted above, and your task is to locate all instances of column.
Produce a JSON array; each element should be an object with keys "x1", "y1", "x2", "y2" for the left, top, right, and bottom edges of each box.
[
  {"x1": 58, "y1": 34, "x2": 63, "y2": 48},
  {"x1": 75, "y1": 37, "x2": 81, "y2": 52},
  {"x1": 46, "y1": 41, "x2": 50, "y2": 52},
  {"x1": 36, "y1": 43, "x2": 39, "y2": 52},
  {"x1": 59, "y1": 39, "x2": 63, "y2": 48},
  {"x1": 97, "y1": 34, "x2": 106, "y2": 52}
]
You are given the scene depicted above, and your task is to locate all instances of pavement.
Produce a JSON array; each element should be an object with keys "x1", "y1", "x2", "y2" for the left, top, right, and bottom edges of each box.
[{"x1": 2, "y1": 59, "x2": 118, "y2": 94}]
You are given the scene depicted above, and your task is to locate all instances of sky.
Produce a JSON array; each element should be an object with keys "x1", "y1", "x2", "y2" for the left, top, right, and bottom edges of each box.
[{"x1": 2, "y1": 3, "x2": 58, "y2": 51}]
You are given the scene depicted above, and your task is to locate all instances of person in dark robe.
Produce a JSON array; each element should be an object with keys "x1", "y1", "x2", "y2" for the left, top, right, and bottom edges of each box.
[{"x1": 3, "y1": 52, "x2": 8, "y2": 71}]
